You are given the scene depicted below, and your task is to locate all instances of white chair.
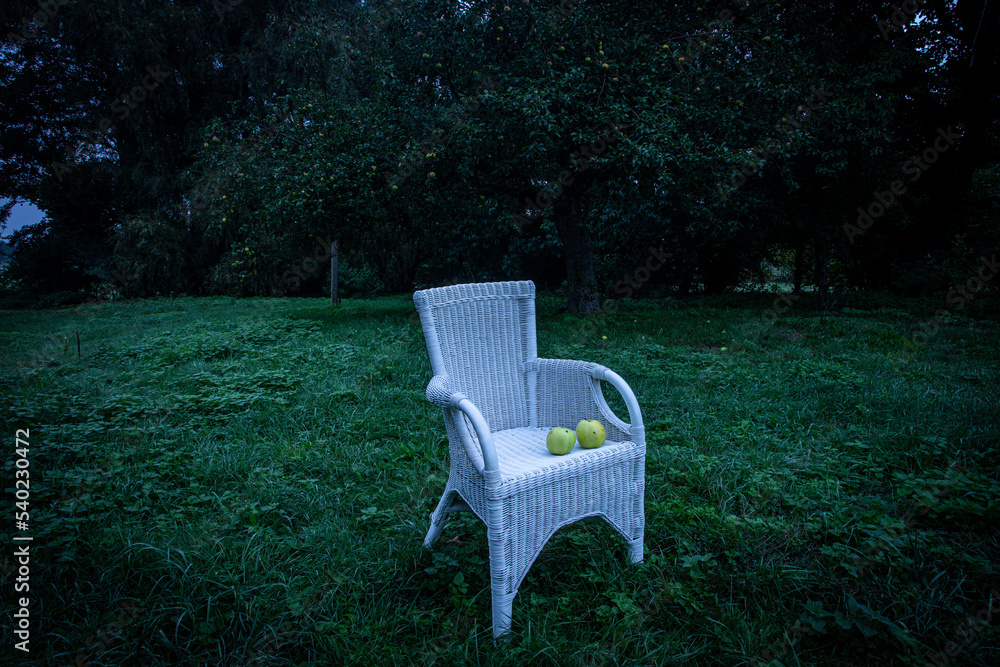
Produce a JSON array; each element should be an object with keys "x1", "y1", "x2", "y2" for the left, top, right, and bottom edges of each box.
[{"x1": 413, "y1": 280, "x2": 645, "y2": 637}]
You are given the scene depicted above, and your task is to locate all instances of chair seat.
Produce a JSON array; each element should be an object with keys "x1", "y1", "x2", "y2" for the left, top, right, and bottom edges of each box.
[{"x1": 492, "y1": 427, "x2": 641, "y2": 487}]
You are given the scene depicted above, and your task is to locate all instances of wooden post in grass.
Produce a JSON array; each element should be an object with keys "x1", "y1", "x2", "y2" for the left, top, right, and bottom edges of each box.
[{"x1": 330, "y1": 240, "x2": 339, "y2": 306}]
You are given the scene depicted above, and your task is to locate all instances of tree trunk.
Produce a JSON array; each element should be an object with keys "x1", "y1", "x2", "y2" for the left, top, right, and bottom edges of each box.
[
  {"x1": 678, "y1": 271, "x2": 693, "y2": 297},
  {"x1": 815, "y1": 241, "x2": 828, "y2": 311},
  {"x1": 330, "y1": 240, "x2": 338, "y2": 305},
  {"x1": 793, "y1": 241, "x2": 805, "y2": 294},
  {"x1": 552, "y1": 194, "x2": 599, "y2": 314}
]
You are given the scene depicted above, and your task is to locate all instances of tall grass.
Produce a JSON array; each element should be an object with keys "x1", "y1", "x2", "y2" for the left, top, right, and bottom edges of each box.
[{"x1": 2, "y1": 293, "x2": 998, "y2": 666}]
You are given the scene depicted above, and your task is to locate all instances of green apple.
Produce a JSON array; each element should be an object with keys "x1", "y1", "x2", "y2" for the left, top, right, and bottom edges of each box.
[
  {"x1": 546, "y1": 427, "x2": 576, "y2": 455},
  {"x1": 576, "y1": 420, "x2": 606, "y2": 449}
]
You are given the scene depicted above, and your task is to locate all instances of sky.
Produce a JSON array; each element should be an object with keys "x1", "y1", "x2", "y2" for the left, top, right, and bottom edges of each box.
[{"x1": 1, "y1": 199, "x2": 45, "y2": 241}]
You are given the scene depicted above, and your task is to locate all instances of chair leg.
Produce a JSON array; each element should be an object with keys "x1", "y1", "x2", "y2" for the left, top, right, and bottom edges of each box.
[
  {"x1": 492, "y1": 590, "x2": 516, "y2": 638},
  {"x1": 486, "y1": 513, "x2": 516, "y2": 638},
  {"x1": 626, "y1": 536, "x2": 644, "y2": 564},
  {"x1": 424, "y1": 516, "x2": 447, "y2": 548},
  {"x1": 423, "y1": 490, "x2": 455, "y2": 548}
]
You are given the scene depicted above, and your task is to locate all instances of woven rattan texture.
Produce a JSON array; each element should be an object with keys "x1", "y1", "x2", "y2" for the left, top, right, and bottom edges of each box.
[{"x1": 414, "y1": 281, "x2": 645, "y2": 637}]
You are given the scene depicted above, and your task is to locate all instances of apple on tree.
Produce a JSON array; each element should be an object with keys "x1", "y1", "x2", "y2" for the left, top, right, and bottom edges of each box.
[{"x1": 576, "y1": 420, "x2": 606, "y2": 449}]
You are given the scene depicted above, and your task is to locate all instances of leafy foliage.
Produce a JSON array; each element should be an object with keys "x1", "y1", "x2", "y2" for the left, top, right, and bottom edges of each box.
[{"x1": 1, "y1": 1, "x2": 998, "y2": 305}]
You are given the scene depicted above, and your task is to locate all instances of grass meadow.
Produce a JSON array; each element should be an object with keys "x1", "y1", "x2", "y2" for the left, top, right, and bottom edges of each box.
[{"x1": 2, "y1": 292, "x2": 999, "y2": 666}]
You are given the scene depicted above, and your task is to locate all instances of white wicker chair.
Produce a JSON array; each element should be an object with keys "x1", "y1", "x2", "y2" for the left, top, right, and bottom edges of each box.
[{"x1": 413, "y1": 280, "x2": 645, "y2": 638}]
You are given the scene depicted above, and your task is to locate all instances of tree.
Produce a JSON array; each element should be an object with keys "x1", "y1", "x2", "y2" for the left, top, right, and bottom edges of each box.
[
  {"x1": 4, "y1": 0, "x2": 997, "y2": 303},
  {"x1": 1, "y1": 0, "x2": 361, "y2": 294}
]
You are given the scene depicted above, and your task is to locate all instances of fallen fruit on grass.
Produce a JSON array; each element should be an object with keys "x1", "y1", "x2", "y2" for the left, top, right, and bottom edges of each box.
[
  {"x1": 576, "y1": 420, "x2": 606, "y2": 449},
  {"x1": 546, "y1": 427, "x2": 576, "y2": 455}
]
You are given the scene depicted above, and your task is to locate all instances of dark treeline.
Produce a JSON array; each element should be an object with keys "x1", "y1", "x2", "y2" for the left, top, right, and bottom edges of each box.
[{"x1": 1, "y1": 0, "x2": 998, "y2": 311}]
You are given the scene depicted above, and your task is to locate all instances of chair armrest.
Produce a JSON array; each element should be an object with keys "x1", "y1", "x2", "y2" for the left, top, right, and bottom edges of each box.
[
  {"x1": 531, "y1": 359, "x2": 645, "y2": 446},
  {"x1": 425, "y1": 375, "x2": 499, "y2": 474},
  {"x1": 591, "y1": 366, "x2": 645, "y2": 446}
]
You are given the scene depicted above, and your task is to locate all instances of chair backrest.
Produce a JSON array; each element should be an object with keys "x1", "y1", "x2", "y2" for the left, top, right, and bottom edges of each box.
[{"x1": 414, "y1": 281, "x2": 537, "y2": 431}]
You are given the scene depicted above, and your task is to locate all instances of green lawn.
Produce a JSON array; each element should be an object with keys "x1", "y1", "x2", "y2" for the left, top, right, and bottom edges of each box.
[{"x1": 2, "y1": 293, "x2": 999, "y2": 666}]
